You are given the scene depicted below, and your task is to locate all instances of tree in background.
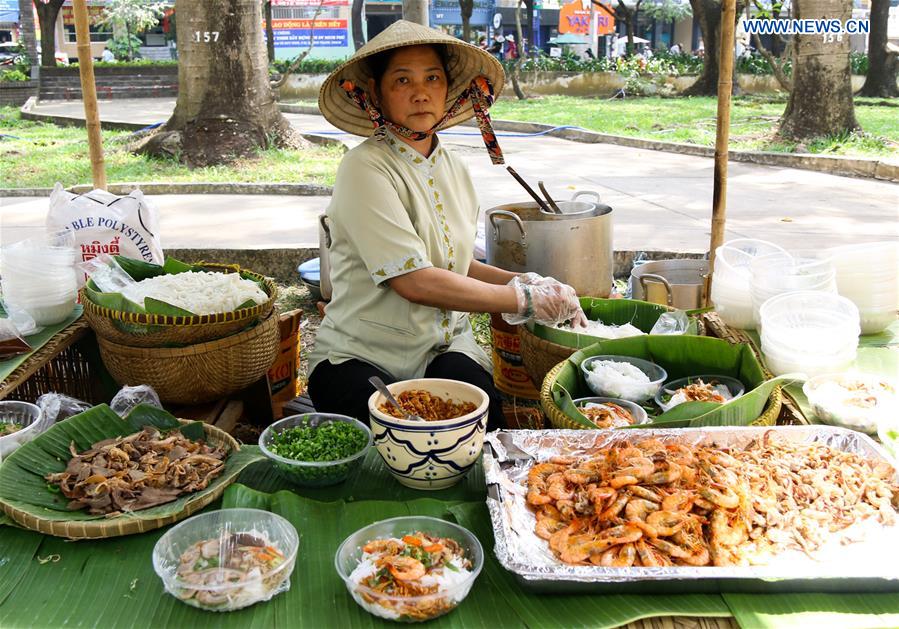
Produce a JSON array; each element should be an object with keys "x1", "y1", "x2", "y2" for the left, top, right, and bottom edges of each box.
[
  {"x1": 682, "y1": 0, "x2": 746, "y2": 95},
  {"x1": 592, "y1": 0, "x2": 688, "y2": 57},
  {"x1": 858, "y1": 0, "x2": 898, "y2": 97},
  {"x1": 779, "y1": 0, "x2": 857, "y2": 139},
  {"x1": 101, "y1": 0, "x2": 166, "y2": 61},
  {"x1": 264, "y1": 0, "x2": 275, "y2": 62},
  {"x1": 458, "y1": 0, "x2": 474, "y2": 43},
  {"x1": 747, "y1": 0, "x2": 792, "y2": 91},
  {"x1": 33, "y1": 0, "x2": 64, "y2": 66},
  {"x1": 18, "y1": 0, "x2": 38, "y2": 65},
  {"x1": 138, "y1": 0, "x2": 305, "y2": 167}
]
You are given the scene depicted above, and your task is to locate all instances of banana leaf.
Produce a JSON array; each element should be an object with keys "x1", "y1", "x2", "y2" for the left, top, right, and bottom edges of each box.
[
  {"x1": 724, "y1": 592, "x2": 899, "y2": 629},
  {"x1": 550, "y1": 335, "x2": 789, "y2": 427},
  {"x1": 528, "y1": 297, "x2": 700, "y2": 349},
  {"x1": 82, "y1": 256, "x2": 271, "y2": 318},
  {"x1": 0, "y1": 404, "x2": 264, "y2": 523}
]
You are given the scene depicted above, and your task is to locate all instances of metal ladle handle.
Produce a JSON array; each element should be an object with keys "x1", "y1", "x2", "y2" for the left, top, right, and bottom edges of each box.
[
  {"x1": 368, "y1": 377, "x2": 423, "y2": 422},
  {"x1": 639, "y1": 273, "x2": 674, "y2": 307},
  {"x1": 487, "y1": 210, "x2": 527, "y2": 243}
]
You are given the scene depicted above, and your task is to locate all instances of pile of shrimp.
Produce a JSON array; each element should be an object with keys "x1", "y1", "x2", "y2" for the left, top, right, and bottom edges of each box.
[{"x1": 526, "y1": 432, "x2": 899, "y2": 567}]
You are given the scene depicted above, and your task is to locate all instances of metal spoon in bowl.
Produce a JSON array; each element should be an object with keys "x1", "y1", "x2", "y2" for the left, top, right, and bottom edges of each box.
[{"x1": 368, "y1": 377, "x2": 424, "y2": 422}]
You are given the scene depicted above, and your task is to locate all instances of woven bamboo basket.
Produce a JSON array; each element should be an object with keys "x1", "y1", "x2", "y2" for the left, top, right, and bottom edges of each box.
[
  {"x1": 701, "y1": 311, "x2": 807, "y2": 425},
  {"x1": 540, "y1": 359, "x2": 783, "y2": 431},
  {"x1": 0, "y1": 318, "x2": 107, "y2": 404},
  {"x1": 0, "y1": 422, "x2": 240, "y2": 540},
  {"x1": 97, "y1": 309, "x2": 280, "y2": 405},
  {"x1": 520, "y1": 315, "x2": 706, "y2": 393},
  {"x1": 81, "y1": 263, "x2": 277, "y2": 348}
]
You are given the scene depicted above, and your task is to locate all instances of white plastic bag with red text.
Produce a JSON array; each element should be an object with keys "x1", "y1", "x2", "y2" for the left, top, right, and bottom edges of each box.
[{"x1": 46, "y1": 183, "x2": 163, "y2": 286}]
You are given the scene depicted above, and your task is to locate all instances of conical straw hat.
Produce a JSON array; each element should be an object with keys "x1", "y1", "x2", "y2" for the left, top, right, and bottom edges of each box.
[{"x1": 318, "y1": 20, "x2": 505, "y2": 137}]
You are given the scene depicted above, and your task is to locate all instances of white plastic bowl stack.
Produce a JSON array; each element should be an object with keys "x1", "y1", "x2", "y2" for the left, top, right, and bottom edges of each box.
[
  {"x1": 828, "y1": 241, "x2": 898, "y2": 335},
  {"x1": 0, "y1": 233, "x2": 78, "y2": 326},
  {"x1": 711, "y1": 238, "x2": 788, "y2": 330},
  {"x1": 749, "y1": 251, "x2": 837, "y2": 326},
  {"x1": 758, "y1": 291, "x2": 860, "y2": 377}
]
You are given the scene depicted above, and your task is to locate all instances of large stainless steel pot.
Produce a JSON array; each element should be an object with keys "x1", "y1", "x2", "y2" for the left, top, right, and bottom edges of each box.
[
  {"x1": 485, "y1": 192, "x2": 613, "y2": 297},
  {"x1": 629, "y1": 258, "x2": 708, "y2": 310}
]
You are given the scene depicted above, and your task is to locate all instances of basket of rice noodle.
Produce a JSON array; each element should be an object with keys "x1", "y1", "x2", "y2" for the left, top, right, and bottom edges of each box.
[
  {"x1": 520, "y1": 298, "x2": 704, "y2": 391},
  {"x1": 540, "y1": 335, "x2": 783, "y2": 431},
  {"x1": 97, "y1": 308, "x2": 280, "y2": 405},
  {"x1": 80, "y1": 257, "x2": 277, "y2": 347}
]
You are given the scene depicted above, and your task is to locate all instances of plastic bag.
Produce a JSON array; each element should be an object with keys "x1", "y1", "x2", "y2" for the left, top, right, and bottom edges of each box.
[
  {"x1": 0, "y1": 317, "x2": 31, "y2": 359},
  {"x1": 47, "y1": 183, "x2": 163, "y2": 287},
  {"x1": 649, "y1": 311, "x2": 689, "y2": 335},
  {"x1": 35, "y1": 393, "x2": 92, "y2": 427},
  {"x1": 110, "y1": 385, "x2": 162, "y2": 418},
  {"x1": 0, "y1": 297, "x2": 42, "y2": 337},
  {"x1": 78, "y1": 254, "x2": 139, "y2": 295}
]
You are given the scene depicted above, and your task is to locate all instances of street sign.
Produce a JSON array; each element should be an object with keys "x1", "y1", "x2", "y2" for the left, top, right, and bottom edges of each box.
[{"x1": 493, "y1": 12, "x2": 502, "y2": 29}]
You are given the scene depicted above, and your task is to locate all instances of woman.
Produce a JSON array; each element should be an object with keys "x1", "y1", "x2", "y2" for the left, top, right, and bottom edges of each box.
[{"x1": 309, "y1": 20, "x2": 586, "y2": 428}]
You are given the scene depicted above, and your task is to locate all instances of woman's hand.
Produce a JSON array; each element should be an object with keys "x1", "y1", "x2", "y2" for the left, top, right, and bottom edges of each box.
[{"x1": 504, "y1": 276, "x2": 588, "y2": 328}]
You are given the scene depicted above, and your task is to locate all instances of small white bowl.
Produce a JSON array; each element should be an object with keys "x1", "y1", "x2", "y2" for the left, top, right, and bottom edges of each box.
[
  {"x1": 580, "y1": 355, "x2": 667, "y2": 403},
  {"x1": 655, "y1": 375, "x2": 746, "y2": 412},
  {"x1": 368, "y1": 379, "x2": 489, "y2": 490}
]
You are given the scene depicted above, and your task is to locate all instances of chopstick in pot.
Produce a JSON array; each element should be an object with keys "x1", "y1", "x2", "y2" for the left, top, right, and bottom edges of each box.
[
  {"x1": 538, "y1": 181, "x2": 563, "y2": 214},
  {"x1": 506, "y1": 166, "x2": 553, "y2": 214}
]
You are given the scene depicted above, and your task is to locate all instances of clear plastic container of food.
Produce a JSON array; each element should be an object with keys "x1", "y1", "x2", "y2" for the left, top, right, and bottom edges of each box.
[
  {"x1": 153, "y1": 508, "x2": 299, "y2": 612},
  {"x1": 258, "y1": 413, "x2": 372, "y2": 487},
  {"x1": 580, "y1": 355, "x2": 667, "y2": 403},
  {"x1": 655, "y1": 375, "x2": 746, "y2": 412},
  {"x1": 0, "y1": 401, "x2": 45, "y2": 461},
  {"x1": 334, "y1": 516, "x2": 483, "y2": 623},
  {"x1": 802, "y1": 373, "x2": 898, "y2": 435}
]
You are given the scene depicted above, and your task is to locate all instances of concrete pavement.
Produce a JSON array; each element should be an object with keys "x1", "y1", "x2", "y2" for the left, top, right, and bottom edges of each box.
[{"x1": 2, "y1": 98, "x2": 897, "y2": 256}]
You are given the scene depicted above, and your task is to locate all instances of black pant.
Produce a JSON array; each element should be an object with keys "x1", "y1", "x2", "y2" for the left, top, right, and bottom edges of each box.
[{"x1": 308, "y1": 352, "x2": 505, "y2": 430}]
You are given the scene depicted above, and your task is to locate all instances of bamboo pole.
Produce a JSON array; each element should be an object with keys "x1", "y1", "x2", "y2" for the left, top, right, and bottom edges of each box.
[
  {"x1": 72, "y1": 0, "x2": 106, "y2": 190},
  {"x1": 705, "y1": 0, "x2": 738, "y2": 306}
]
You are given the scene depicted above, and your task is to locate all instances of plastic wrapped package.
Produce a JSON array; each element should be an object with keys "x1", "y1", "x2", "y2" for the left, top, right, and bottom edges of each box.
[
  {"x1": 35, "y1": 393, "x2": 93, "y2": 427},
  {"x1": 110, "y1": 385, "x2": 162, "y2": 418}
]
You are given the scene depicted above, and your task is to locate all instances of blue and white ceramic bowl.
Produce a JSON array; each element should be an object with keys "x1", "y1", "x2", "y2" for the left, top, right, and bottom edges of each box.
[{"x1": 367, "y1": 378, "x2": 489, "y2": 491}]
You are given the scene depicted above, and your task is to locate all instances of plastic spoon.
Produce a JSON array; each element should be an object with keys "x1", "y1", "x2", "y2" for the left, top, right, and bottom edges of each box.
[{"x1": 368, "y1": 377, "x2": 424, "y2": 422}]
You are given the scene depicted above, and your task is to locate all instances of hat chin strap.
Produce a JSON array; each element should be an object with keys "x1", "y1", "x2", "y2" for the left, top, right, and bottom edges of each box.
[{"x1": 339, "y1": 75, "x2": 505, "y2": 165}]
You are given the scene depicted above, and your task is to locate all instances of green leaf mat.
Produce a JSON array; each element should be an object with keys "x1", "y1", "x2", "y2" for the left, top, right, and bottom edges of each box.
[
  {"x1": 1, "y1": 441, "x2": 898, "y2": 627},
  {"x1": 0, "y1": 304, "x2": 83, "y2": 383}
]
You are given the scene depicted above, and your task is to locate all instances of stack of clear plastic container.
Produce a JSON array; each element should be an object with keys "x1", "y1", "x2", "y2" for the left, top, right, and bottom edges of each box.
[
  {"x1": 710, "y1": 238, "x2": 787, "y2": 329},
  {"x1": 0, "y1": 231, "x2": 78, "y2": 326},
  {"x1": 758, "y1": 291, "x2": 860, "y2": 376},
  {"x1": 828, "y1": 241, "x2": 898, "y2": 335},
  {"x1": 749, "y1": 251, "x2": 837, "y2": 326}
]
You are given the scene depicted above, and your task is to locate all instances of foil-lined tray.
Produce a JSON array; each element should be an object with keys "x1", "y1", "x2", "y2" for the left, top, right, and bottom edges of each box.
[{"x1": 484, "y1": 426, "x2": 899, "y2": 593}]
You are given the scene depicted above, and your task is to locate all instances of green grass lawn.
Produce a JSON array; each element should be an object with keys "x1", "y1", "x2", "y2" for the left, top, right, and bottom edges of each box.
[
  {"x1": 488, "y1": 95, "x2": 899, "y2": 157},
  {"x1": 0, "y1": 107, "x2": 343, "y2": 189}
]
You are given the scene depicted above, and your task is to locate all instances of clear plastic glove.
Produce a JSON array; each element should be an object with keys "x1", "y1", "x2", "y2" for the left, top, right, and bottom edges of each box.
[{"x1": 504, "y1": 276, "x2": 588, "y2": 328}]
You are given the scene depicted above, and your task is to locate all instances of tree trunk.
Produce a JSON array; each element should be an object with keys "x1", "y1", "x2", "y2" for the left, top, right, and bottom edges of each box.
[
  {"x1": 779, "y1": 0, "x2": 858, "y2": 139},
  {"x1": 751, "y1": 31, "x2": 792, "y2": 91},
  {"x1": 615, "y1": 0, "x2": 636, "y2": 56},
  {"x1": 351, "y1": 0, "x2": 365, "y2": 50},
  {"x1": 34, "y1": 0, "x2": 64, "y2": 67},
  {"x1": 138, "y1": 0, "x2": 305, "y2": 167},
  {"x1": 511, "y1": 0, "x2": 526, "y2": 99},
  {"x1": 18, "y1": 0, "x2": 38, "y2": 65},
  {"x1": 402, "y1": 0, "x2": 429, "y2": 26},
  {"x1": 858, "y1": 0, "x2": 899, "y2": 97},
  {"x1": 459, "y1": 0, "x2": 473, "y2": 43},
  {"x1": 683, "y1": 0, "x2": 722, "y2": 94},
  {"x1": 264, "y1": 0, "x2": 275, "y2": 63}
]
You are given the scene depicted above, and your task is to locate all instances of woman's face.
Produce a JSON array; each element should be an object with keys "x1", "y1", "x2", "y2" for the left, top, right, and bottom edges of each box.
[{"x1": 370, "y1": 45, "x2": 448, "y2": 133}]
